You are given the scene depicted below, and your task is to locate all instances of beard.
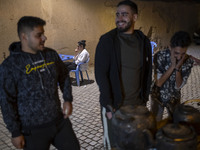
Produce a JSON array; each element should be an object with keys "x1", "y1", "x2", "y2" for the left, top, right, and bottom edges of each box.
[
  {"x1": 28, "y1": 41, "x2": 45, "y2": 52},
  {"x1": 116, "y1": 20, "x2": 132, "y2": 33}
]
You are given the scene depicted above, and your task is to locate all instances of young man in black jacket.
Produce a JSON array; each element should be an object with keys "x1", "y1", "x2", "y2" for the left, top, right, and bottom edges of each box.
[
  {"x1": 0, "y1": 16, "x2": 80, "y2": 150},
  {"x1": 95, "y1": 0, "x2": 152, "y2": 148}
]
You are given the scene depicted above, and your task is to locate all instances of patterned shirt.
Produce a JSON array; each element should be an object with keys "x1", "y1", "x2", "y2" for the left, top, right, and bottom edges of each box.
[{"x1": 152, "y1": 49, "x2": 194, "y2": 104}]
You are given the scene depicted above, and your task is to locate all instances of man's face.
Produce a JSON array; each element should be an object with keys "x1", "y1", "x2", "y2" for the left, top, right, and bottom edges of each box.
[
  {"x1": 115, "y1": 5, "x2": 137, "y2": 34},
  {"x1": 172, "y1": 46, "x2": 187, "y2": 61},
  {"x1": 77, "y1": 44, "x2": 83, "y2": 51},
  {"x1": 26, "y1": 26, "x2": 47, "y2": 53}
]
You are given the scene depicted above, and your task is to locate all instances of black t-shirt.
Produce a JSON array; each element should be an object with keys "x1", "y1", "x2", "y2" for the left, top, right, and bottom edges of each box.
[{"x1": 118, "y1": 31, "x2": 142, "y2": 105}]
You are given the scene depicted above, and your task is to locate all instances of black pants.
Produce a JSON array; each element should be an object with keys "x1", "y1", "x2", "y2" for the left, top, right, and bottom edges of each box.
[
  {"x1": 65, "y1": 62, "x2": 77, "y2": 71},
  {"x1": 23, "y1": 118, "x2": 80, "y2": 150},
  {"x1": 151, "y1": 97, "x2": 180, "y2": 121}
]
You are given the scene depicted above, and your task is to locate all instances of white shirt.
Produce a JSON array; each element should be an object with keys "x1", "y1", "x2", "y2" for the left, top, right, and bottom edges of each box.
[{"x1": 74, "y1": 49, "x2": 89, "y2": 70}]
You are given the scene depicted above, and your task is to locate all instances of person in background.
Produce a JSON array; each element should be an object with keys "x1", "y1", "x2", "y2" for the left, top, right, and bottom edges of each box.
[
  {"x1": 151, "y1": 31, "x2": 200, "y2": 122},
  {"x1": 0, "y1": 16, "x2": 80, "y2": 150},
  {"x1": 95, "y1": 0, "x2": 152, "y2": 148},
  {"x1": 65, "y1": 40, "x2": 89, "y2": 71}
]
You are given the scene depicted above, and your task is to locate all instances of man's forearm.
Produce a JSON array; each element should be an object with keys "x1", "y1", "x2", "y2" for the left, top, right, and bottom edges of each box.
[{"x1": 175, "y1": 69, "x2": 183, "y2": 88}]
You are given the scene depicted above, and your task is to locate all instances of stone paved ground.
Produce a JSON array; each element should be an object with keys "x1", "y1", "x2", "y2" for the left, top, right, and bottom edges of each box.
[{"x1": 0, "y1": 44, "x2": 200, "y2": 150}]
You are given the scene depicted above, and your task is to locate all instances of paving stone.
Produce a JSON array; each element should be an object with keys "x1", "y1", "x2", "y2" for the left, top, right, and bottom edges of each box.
[
  {"x1": 81, "y1": 143, "x2": 89, "y2": 148},
  {"x1": 90, "y1": 141, "x2": 97, "y2": 146},
  {"x1": 83, "y1": 132, "x2": 90, "y2": 136},
  {"x1": 87, "y1": 134, "x2": 95, "y2": 139},
  {"x1": 78, "y1": 129, "x2": 85, "y2": 134},
  {"x1": 85, "y1": 138, "x2": 92, "y2": 143},
  {"x1": 80, "y1": 136, "x2": 87, "y2": 140},
  {"x1": 89, "y1": 125, "x2": 95, "y2": 128},
  {"x1": 93, "y1": 137, "x2": 101, "y2": 141}
]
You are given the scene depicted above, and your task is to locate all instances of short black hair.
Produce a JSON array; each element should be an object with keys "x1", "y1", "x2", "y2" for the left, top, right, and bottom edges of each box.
[
  {"x1": 117, "y1": 0, "x2": 138, "y2": 14},
  {"x1": 17, "y1": 16, "x2": 46, "y2": 38},
  {"x1": 170, "y1": 31, "x2": 191, "y2": 48},
  {"x1": 78, "y1": 40, "x2": 86, "y2": 49}
]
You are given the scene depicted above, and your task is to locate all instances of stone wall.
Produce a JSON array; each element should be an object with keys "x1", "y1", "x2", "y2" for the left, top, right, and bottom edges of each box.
[{"x1": 0, "y1": 0, "x2": 200, "y2": 64}]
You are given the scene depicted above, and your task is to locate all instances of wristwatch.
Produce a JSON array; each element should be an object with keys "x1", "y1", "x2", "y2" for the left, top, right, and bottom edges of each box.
[{"x1": 175, "y1": 68, "x2": 181, "y2": 72}]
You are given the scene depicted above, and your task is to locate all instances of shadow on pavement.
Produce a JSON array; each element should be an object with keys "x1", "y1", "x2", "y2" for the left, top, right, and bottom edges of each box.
[{"x1": 70, "y1": 77, "x2": 95, "y2": 86}]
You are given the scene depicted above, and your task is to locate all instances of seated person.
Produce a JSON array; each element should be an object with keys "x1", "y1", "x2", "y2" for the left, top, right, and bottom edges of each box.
[{"x1": 65, "y1": 40, "x2": 89, "y2": 71}]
